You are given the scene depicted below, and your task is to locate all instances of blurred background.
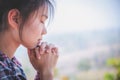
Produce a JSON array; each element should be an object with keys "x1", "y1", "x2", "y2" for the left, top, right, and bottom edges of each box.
[{"x1": 15, "y1": 0, "x2": 120, "y2": 80}]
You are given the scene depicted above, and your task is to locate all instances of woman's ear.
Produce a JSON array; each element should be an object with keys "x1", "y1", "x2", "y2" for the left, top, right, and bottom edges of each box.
[{"x1": 8, "y1": 9, "x2": 21, "y2": 29}]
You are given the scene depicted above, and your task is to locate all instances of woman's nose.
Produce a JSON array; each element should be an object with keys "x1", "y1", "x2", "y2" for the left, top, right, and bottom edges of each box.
[{"x1": 42, "y1": 26, "x2": 47, "y2": 35}]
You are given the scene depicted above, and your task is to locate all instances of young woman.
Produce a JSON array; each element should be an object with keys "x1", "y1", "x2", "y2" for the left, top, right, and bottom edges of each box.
[{"x1": 0, "y1": 0, "x2": 58, "y2": 80}]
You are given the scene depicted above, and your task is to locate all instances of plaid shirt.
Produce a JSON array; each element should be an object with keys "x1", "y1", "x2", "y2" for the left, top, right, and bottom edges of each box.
[{"x1": 0, "y1": 51, "x2": 41, "y2": 80}]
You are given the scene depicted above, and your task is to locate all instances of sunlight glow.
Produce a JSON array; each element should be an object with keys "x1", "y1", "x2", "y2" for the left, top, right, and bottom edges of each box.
[{"x1": 47, "y1": 0, "x2": 120, "y2": 34}]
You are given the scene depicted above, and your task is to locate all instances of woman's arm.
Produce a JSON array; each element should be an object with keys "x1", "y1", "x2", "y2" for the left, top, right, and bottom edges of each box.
[{"x1": 35, "y1": 70, "x2": 53, "y2": 80}]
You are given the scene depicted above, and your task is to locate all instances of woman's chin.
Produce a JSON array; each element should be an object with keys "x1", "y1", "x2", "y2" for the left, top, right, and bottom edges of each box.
[
  {"x1": 31, "y1": 45, "x2": 38, "y2": 49},
  {"x1": 23, "y1": 44, "x2": 37, "y2": 49}
]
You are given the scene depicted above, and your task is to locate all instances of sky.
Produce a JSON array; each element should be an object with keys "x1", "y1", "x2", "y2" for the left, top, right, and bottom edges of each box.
[{"x1": 46, "y1": 0, "x2": 120, "y2": 34}]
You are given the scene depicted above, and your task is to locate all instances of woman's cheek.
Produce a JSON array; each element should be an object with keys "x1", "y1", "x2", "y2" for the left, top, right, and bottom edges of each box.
[{"x1": 21, "y1": 32, "x2": 36, "y2": 48}]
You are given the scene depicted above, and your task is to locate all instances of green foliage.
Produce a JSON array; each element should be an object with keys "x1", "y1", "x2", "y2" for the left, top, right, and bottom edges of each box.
[
  {"x1": 106, "y1": 58, "x2": 120, "y2": 80},
  {"x1": 107, "y1": 58, "x2": 120, "y2": 69},
  {"x1": 104, "y1": 73, "x2": 114, "y2": 80},
  {"x1": 116, "y1": 70, "x2": 120, "y2": 80}
]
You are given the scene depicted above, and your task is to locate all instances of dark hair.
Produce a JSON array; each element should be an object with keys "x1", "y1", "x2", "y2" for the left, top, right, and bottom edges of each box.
[{"x1": 0, "y1": 0, "x2": 55, "y2": 39}]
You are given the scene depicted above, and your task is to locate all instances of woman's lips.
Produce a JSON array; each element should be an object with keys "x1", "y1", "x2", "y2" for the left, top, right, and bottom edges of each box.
[{"x1": 37, "y1": 39, "x2": 42, "y2": 45}]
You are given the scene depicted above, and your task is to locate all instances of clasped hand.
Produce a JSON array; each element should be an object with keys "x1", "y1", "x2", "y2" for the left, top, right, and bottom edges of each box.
[{"x1": 27, "y1": 42, "x2": 59, "y2": 74}]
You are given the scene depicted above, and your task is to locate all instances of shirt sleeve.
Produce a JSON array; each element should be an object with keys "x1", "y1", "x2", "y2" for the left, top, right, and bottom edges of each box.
[
  {"x1": 0, "y1": 63, "x2": 14, "y2": 80},
  {"x1": 0, "y1": 61, "x2": 27, "y2": 80}
]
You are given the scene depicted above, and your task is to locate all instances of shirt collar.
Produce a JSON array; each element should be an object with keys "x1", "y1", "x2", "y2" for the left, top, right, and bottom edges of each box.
[{"x1": 0, "y1": 51, "x2": 21, "y2": 66}]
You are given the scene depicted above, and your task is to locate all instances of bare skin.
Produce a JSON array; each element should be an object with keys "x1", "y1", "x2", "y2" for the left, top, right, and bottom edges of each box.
[
  {"x1": 28, "y1": 42, "x2": 58, "y2": 80},
  {"x1": 0, "y1": 4, "x2": 58, "y2": 80}
]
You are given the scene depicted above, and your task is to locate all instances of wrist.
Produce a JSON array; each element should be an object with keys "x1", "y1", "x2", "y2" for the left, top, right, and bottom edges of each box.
[{"x1": 38, "y1": 69, "x2": 53, "y2": 80}]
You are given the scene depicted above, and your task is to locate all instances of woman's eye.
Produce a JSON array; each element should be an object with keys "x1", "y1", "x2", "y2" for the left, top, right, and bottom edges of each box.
[{"x1": 41, "y1": 20, "x2": 45, "y2": 24}]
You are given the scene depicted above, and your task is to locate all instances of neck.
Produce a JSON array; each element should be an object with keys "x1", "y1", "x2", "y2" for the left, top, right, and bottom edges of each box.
[{"x1": 0, "y1": 31, "x2": 20, "y2": 59}]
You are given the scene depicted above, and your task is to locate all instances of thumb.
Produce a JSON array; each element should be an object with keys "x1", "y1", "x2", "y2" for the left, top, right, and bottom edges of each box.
[
  {"x1": 27, "y1": 48, "x2": 30, "y2": 54},
  {"x1": 27, "y1": 48, "x2": 33, "y2": 59}
]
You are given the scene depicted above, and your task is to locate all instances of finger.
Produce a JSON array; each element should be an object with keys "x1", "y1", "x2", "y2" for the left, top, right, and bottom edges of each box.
[
  {"x1": 50, "y1": 51, "x2": 59, "y2": 68},
  {"x1": 27, "y1": 48, "x2": 30, "y2": 54},
  {"x1": 51, "y1": 48, "x2": 55, "y2": 55},
  {"x1": 35, "y1": 47, "x2": 41, "y2": 59},
  {"x1": 27, "y1": 49, "x2": 36, "y2": 62},
  {"x1": 52, "y1": 49, "x2": 59, "y2": 58},
  {"x1": 51, "y1": 45, "x2": 59, "y2": 56},
  {"x1": 54, "y1": 47, "x2": 59, "y2": 56},
  {"x1": 39, "y1": 42, "x2": 48, "y2": 54},
  {"x1": 46, "y1": 44, "x2": 55, "y2": 53},
  {"x1": 27, "y1": 49, "x2": 33, "y2": 58}
]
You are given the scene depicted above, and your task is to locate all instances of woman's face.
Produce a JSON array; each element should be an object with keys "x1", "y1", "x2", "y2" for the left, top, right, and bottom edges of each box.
[{"x1": 21, "y1": 5, "x2": 48, "y2": 49}]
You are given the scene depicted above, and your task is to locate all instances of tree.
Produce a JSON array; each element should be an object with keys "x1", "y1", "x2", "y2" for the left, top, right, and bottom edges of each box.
[{"x1": 106, "y1": 58, "x2": 120, "y2": 80}]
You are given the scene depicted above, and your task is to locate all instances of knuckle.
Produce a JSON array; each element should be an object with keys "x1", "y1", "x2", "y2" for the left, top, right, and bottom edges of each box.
[{"x1": 49, "y1": 43, "x2": 55, "y2": 49}]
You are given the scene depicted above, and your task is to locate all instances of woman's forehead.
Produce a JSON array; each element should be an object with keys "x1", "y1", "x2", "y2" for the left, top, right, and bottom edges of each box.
[
  {"x1": 38, "y1": 4, "x2": 48, "y2": 17},
  {"x1": 26, "y1": 4, "x2": 48, "y2": 22}
]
